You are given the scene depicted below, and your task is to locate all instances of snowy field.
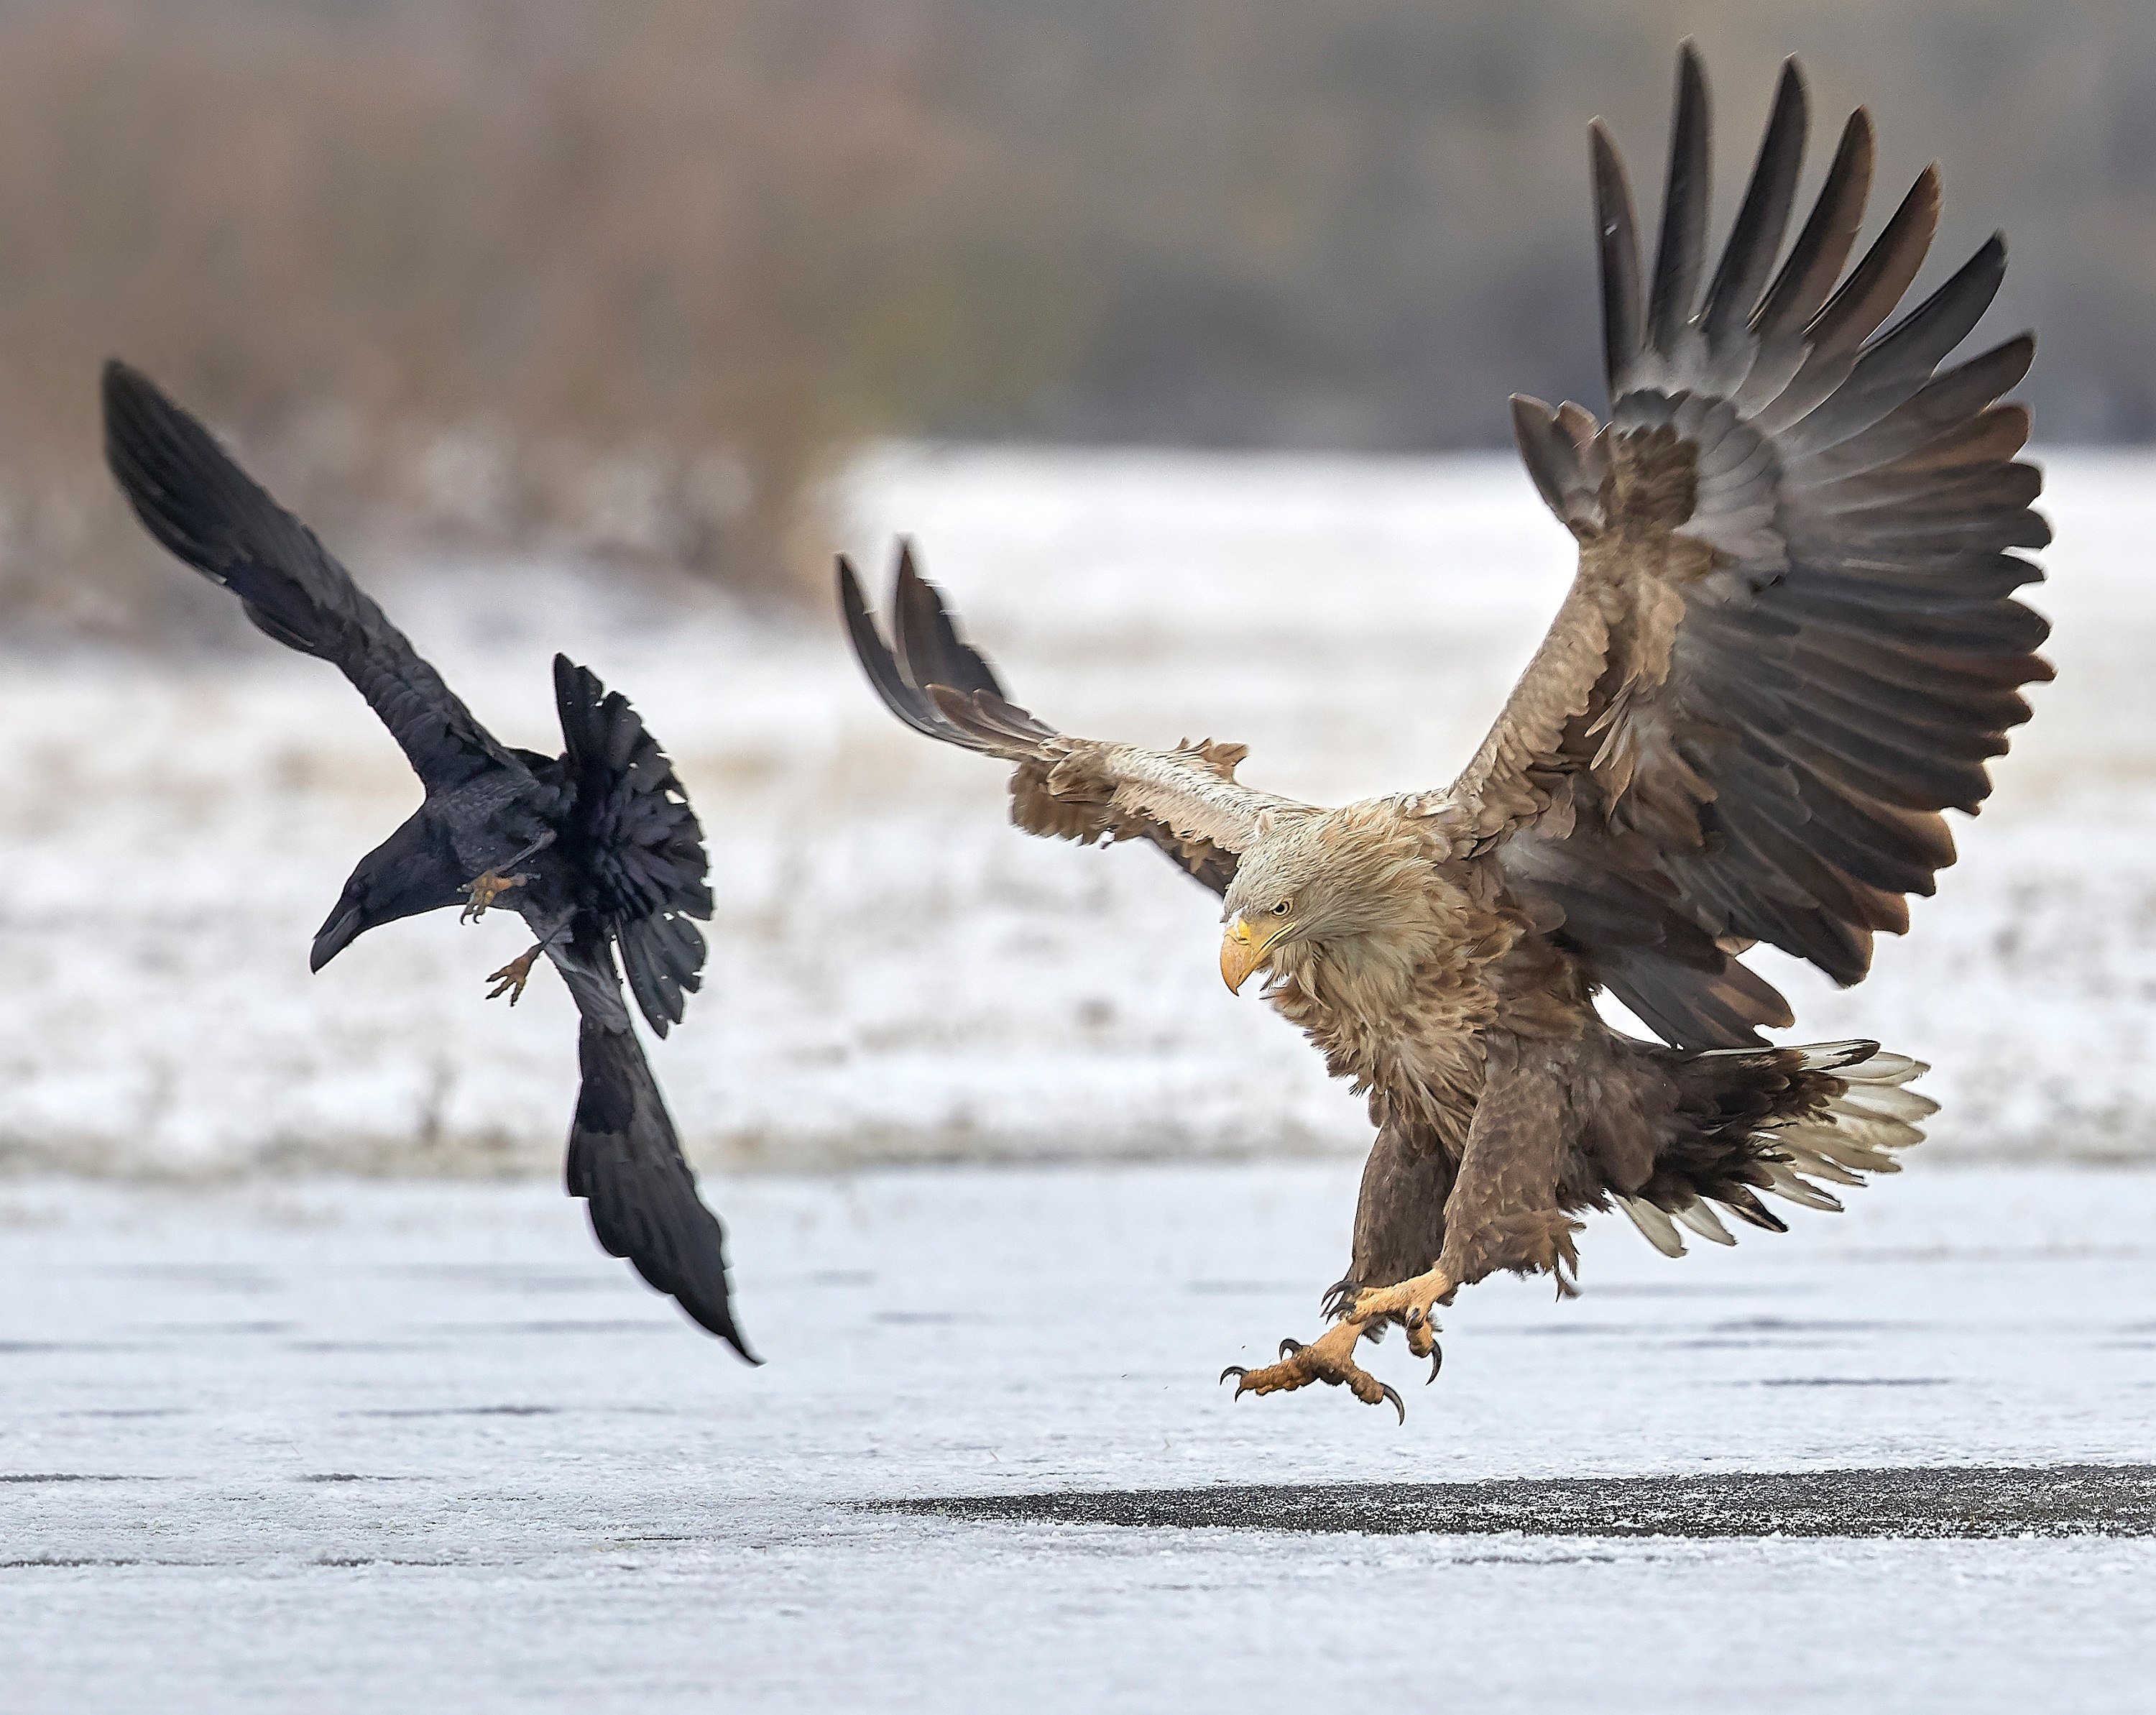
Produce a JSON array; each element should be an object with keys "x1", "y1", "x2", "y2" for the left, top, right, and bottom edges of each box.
[
  {"x1": 1, "y1": 444, "x2": 2152, "y2": 1178},
  {"x1": 3, "y1": 1165, "x2": 2154, "y2": 1712},
  {"x1": 4, "y1": 449, "x2": 2151, "y2": 1712}
]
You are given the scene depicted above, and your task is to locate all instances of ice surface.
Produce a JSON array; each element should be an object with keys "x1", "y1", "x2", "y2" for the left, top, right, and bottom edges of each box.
[
  {"x1": 0, "y1": 446, "x2": 2148, "y2": 1174},
  {"x1": 2, "y1": 1164, "x2": 2153, "y2": 1712}
]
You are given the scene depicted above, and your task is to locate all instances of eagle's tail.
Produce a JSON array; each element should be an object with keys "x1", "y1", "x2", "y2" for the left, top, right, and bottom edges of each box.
[{"x1": 1613, "y1": 1041, "x2": 1934, "y2": 1257}]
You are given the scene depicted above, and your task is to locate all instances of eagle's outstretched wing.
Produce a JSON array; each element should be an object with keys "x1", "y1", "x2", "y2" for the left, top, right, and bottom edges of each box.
[
  {"x1": 103, "y1": 361, "x2": 522, "y2": 794},
  {"x1": 1424, "y1": 49, "x2": 2050, "y2": 1049},
  {"x1": 840, "y1": 547, "x2": 1305, "y2": 893}
]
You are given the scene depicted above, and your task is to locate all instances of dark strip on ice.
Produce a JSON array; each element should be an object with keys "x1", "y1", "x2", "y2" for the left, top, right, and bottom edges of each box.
[{"x1": 871, "y1": 1464, "x2": 2156, "y2": 1539}]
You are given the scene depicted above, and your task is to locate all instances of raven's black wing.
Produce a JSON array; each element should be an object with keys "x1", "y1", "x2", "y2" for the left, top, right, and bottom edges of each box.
[
  {"x1": 554, "y1": 945, "x2": 752, "y2": 1358},
  {"x1": 553, "y1": 656, "x2": 712, "y2": 1037},
  {"x1": 102, "y1": 362, "x2": 520, "y2": 794}
]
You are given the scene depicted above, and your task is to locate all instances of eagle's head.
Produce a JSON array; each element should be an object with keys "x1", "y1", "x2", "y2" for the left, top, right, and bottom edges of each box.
[{"x1": 1217, "y1": 807, "x2": 1431, "y2": 993}]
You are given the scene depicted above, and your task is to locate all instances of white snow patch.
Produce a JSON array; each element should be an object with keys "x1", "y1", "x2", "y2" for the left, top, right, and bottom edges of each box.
[{"x1": 0, "y1": 446, "x2": 2144, "y2": 1175}]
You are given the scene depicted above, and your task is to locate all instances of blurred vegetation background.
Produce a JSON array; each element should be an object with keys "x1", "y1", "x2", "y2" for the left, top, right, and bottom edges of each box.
[{"x1": 1, "y1": 0, "x2": 2151, "y2": 633}]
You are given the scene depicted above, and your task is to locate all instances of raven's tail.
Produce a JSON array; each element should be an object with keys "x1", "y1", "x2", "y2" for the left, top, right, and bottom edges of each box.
[
  {"x1": 566, "y1": 1014, "x2": 754, "y2": 1361},
  {"x1": 553, "y1": 654, "x2": 711, "y2": 1037}
]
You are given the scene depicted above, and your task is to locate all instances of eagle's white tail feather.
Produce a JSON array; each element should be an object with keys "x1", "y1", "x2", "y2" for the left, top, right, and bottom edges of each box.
[
  {"x1": 1761, "y1": 1160, "x2": 1844, "y2": 1211},
  {"x1": 1757, "y1": 1048, "x2": 1933, "y2": 1208},
  {"x1": 1617, "y1": 1043, "x2": 1934, "y2": 1259},
  {"x1": 1618, "y1": 1195, "x2": 1687, "y2": 1257},
  {"x1": 1672, "y1": 1199, "x2": 1736, "y2": 1245}
]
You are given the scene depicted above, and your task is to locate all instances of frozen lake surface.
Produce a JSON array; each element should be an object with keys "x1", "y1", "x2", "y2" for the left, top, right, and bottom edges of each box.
[{"x1": 4, "y1": 1163, "x2": 2154, "y2": 1711}]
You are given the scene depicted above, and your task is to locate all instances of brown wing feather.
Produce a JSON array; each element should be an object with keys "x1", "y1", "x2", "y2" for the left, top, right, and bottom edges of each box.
[
  {"x1": 839, "y1": 548, "x2": 1301, "y2": 895},
  {"x1": 1442, "y1": 48, "x2": 2047, "y2": 1047}
]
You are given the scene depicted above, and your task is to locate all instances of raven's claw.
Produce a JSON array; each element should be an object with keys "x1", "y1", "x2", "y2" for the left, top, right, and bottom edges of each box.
[
  {"x1": 460, "y1": 870, "x2": 534, "y2": 924},
  {"x1": 485, "y1": 945, "x2": 544, "y2": 1006}
]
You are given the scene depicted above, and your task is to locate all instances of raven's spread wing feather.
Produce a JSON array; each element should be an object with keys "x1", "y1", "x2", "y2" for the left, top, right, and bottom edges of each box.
[
  {"x1": 840, "y1": 546, "x2": 1299, "y2": 893},
  {"x1": 1427, "y1": 49, "x2": 2049, "y2": 1049},
  {"x1": 102, "y1": 362, "x2": 519, "y2": 794},
  {"x1": 553, "y1": 656, "x2": 711, "y2": 1037},
  {"x1": 555, "y1": 948, "x2": 751, "y2": 1358}
]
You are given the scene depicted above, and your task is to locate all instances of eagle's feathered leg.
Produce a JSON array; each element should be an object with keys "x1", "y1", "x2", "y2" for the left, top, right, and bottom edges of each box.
[
  {"x1": 1223, "y1": 1113, "x2": 1466, "y2": 1415},
  {"x1": 1225, "y1": 1050, "x2": 1585, "y2": 1417}
]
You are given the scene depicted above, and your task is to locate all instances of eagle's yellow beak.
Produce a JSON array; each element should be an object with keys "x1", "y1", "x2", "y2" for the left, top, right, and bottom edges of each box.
[{"x1": 1220, "y1": 914, "x2": 1289, "y2": 994}]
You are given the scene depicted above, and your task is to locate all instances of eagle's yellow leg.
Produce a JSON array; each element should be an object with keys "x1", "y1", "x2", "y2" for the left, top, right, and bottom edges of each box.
[
  {"x1": 1221, "y1": 1264, "x2": 1455, "y2": 1422},
  {"x1": 485, "y1": 945, "x2": 543, "y2": 1006},
  {"x1": 459, "y1": 870, "x2": 531, "y2": 924}
]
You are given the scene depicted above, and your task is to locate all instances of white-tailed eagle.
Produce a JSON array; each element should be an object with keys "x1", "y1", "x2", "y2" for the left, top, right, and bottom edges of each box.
[{"x1": 842, "y1": 47, "x2": 2047, "y2": 1416}]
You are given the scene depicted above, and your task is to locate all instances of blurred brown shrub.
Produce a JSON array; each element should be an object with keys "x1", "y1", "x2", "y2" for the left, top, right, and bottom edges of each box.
[
  {"x1": 3, "y1": 0, "x2": 2152, "y2": 638},
  {"x1": 0, "y1": 0, "x2": 1067, "y2": 634}
]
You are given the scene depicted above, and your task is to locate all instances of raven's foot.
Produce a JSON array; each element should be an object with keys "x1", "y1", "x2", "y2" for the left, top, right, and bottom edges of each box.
[
  {"x1": 459, "y1": 870, "x2": 533, "y2": 924},
  {"x1": 1219, "y1": 1264, "x2": 1453, "y2": 1422},
  {"x1": 485, "y1": 945, "x2": 543, "y2": 1006}
]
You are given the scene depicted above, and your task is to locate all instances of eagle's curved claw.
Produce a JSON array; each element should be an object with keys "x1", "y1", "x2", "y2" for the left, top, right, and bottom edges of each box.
[
  {"x1": 1216, "y1": 1318, "x2": 1402, "y2": 1417},
  {"x1": 1403, "y1": 1304, "x2": 1444, "y2": 1380},
  {"x1": 1220, "y1": 1263, "x2": 1456, "y2": 1417}
]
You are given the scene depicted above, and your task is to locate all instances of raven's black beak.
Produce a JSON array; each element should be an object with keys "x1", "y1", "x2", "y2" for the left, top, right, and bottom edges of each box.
[{"x1": 310, "y1": 902, "x2": 364, "y2": 972}]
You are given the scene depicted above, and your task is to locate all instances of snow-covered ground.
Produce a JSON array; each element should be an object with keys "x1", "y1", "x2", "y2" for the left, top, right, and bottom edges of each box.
[
  {"x1": 0, "y1": 446, "x2": 2150, "y2": 1176},
  {"x1": 3, "y1": 1166, "x2": 2153, "y2": 1712}
]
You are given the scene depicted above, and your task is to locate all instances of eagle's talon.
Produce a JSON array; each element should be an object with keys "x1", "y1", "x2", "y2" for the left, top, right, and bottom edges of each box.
[
  {"x1": 1216, "y1": 1318, "x2": 1405, "y2": 1416},
  {"x1": 1378, "y1": 1382, "x2": 1406, "y2": 1424},
  {"x1": 1426, "y1": 1346, "x2": 1443, "y2": 1385}
]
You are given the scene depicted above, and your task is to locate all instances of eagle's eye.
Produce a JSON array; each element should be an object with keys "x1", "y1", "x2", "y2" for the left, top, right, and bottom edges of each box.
[{"x1": 1271, "y1": 900, "x2": 1291, "y2": 916}]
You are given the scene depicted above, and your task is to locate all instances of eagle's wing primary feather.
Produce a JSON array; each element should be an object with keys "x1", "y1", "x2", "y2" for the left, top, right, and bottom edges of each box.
[
  {"x1": 840, "y1": 546, "x2": 1306, "y2": 893},
  {"x1": 1427, "y1": 47, "x2": 2049, "y2": 1048},
  {"x1": 554, "y1": 945, "x2": 752, "y2": 1360},
  {"x1": 101, "y1": 361, "x2": 522, "y2": 794},
  {"x1": 552, "y1": 656, "x2": 712, "y2": 1038}
]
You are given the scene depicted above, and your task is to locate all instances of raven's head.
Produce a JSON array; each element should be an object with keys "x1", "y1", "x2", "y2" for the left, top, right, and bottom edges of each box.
[{"x1": 310, "y1": 813, "x2": 463, "y2": 971}]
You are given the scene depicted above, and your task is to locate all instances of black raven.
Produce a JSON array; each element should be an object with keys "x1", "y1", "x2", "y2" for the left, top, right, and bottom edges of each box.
[{"x1": 102, "y1": 361, "x2": 753, "y2": 1360}]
